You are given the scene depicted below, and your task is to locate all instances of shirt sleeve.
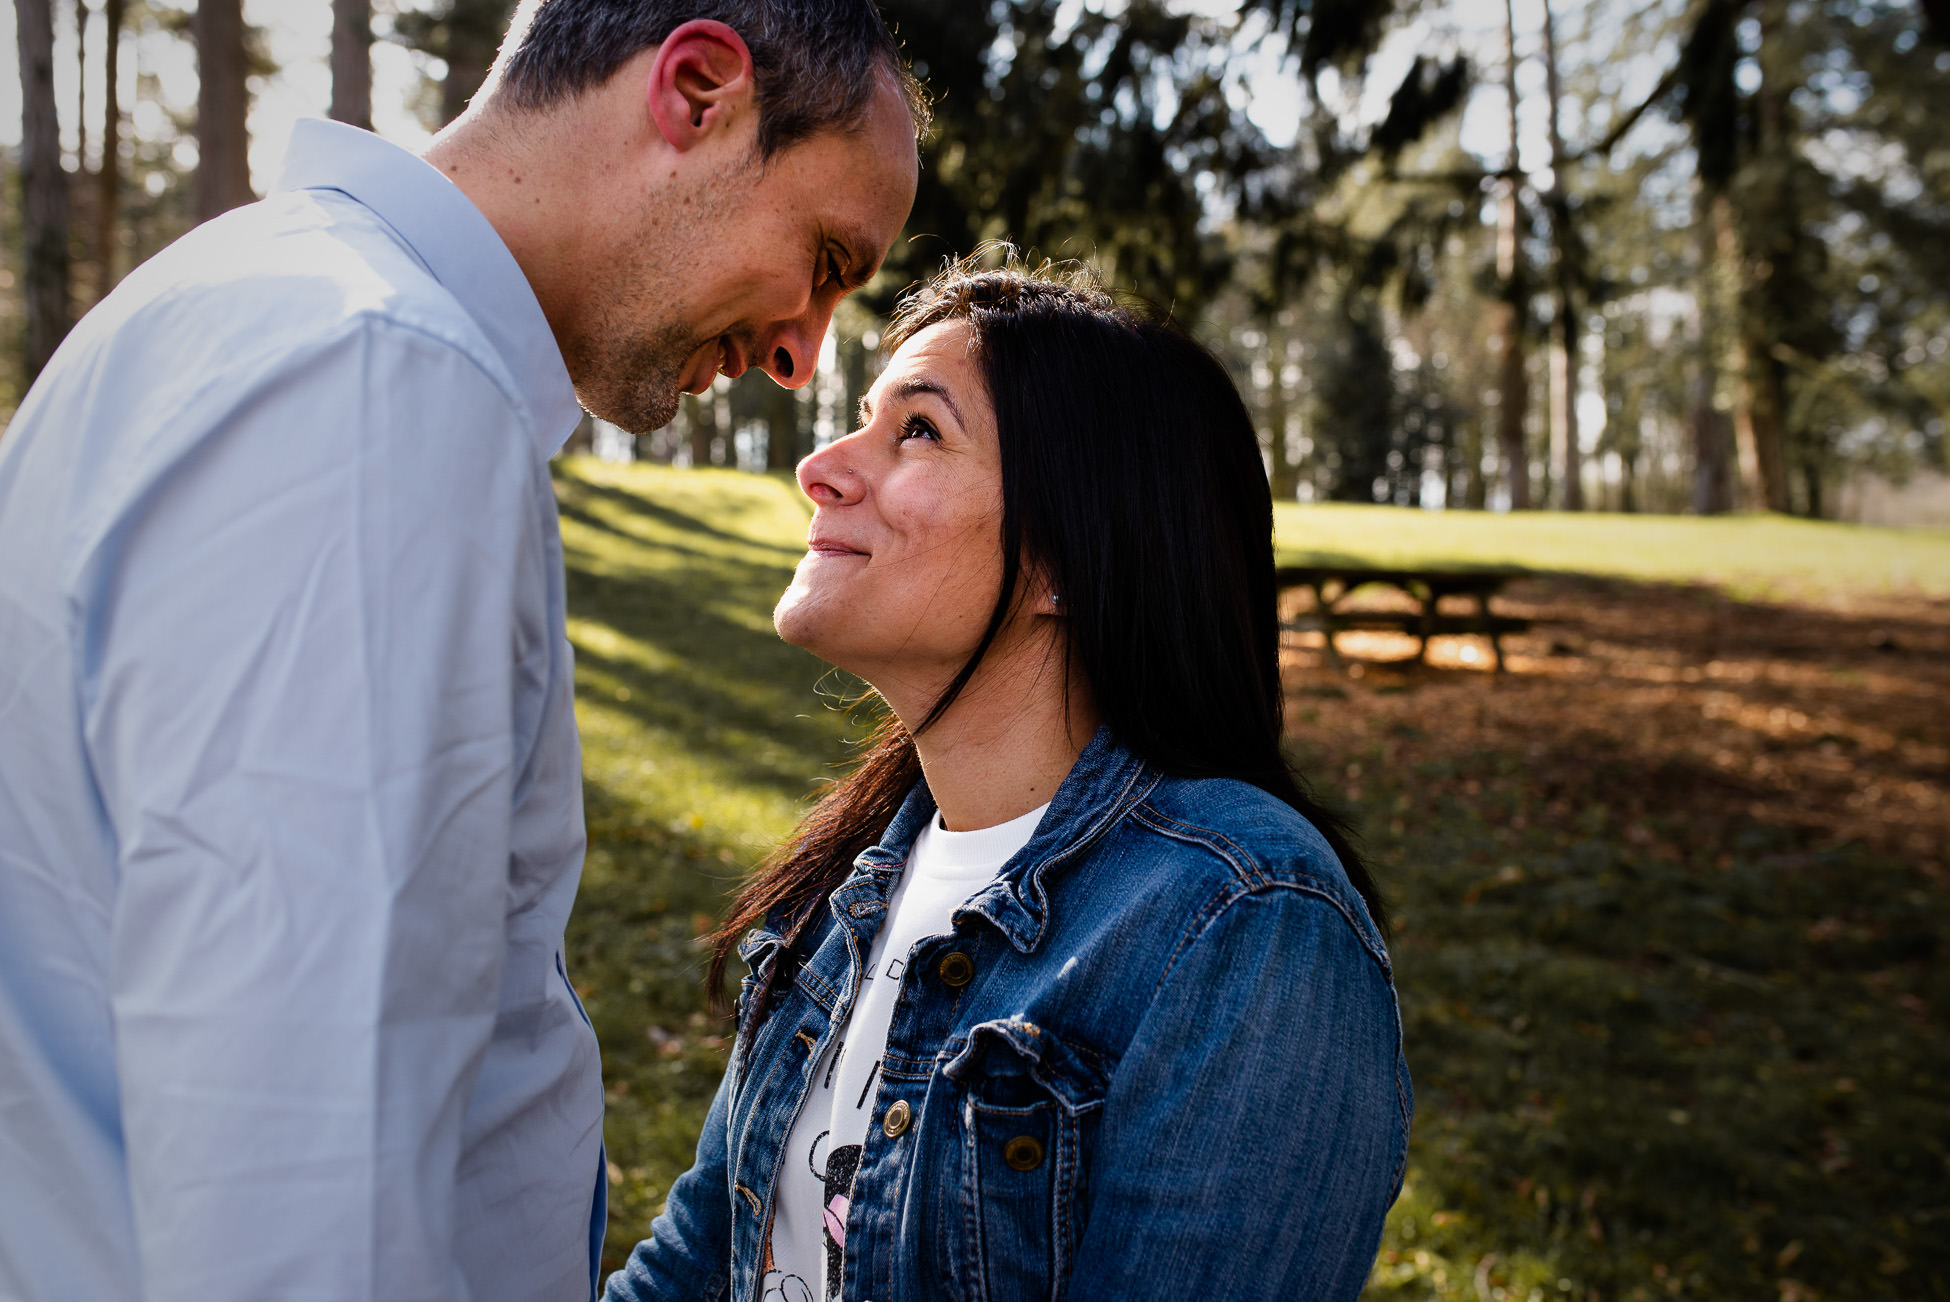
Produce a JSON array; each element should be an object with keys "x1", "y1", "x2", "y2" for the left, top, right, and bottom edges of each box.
[
  {"x1": 81, "y1": 319, "x2": 547, "y2": 1302},
  {"x1": 1066, "y1": 885, "x2": 1411, "y2": 1302}
]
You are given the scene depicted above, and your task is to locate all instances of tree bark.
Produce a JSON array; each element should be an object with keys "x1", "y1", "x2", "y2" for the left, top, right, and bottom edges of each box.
[
  {"x1": 16, "y1": 0, "x2": 73, "y2": 383},
  {"x1": 1495, "y1": 0, "x2": 1531, "y2": 510},
  {"x1": 764, "y1": 384, "x2": 801, "y2": 470},
  {"x1": 1539, "y1": 0, "x2": 1582, "y2": 510},
  {"x1": 685, "y1": 392, "x2": 718, "y2": 468},
  {"x1": 329, "y1": 0, "x2": 373, "y2": 131},
  {"x1": 193, "y1": 0, "x2": 253, "y2": 221},
  {"x1": 1732, "y1": 0, "x2": 1794, "y2": 513},
  {"x1": 74, "y1": 0, "x2": 88, "y2": 176},
  {"x1": 95, "y1": 0, "x2": 124, "y2": 297},
  {"x1": 1689, "y1": 196, "x2": 1734, "y2": 514},
  {"x1": 1262, "y1": 317, "x2": 1301, "y2": 501}
]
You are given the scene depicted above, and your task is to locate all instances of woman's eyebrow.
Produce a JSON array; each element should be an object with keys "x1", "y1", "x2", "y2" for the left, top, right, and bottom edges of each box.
[{"x1": 857, "y1": 377, "x2": 969, "y2": 431}]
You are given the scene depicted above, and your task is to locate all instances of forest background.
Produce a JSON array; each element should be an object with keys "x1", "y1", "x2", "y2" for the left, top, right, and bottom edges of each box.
[
  {"x1": 4, "y1": 1, "x2": 1948, "y2": 1300},
  {"x1": 2, "y1": 0, "x2": 1947, "y2": 520}
]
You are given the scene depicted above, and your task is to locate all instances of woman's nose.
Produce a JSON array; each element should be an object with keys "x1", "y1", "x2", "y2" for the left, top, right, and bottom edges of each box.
[{"x1": 797, "y1": 436, "x2": 863, "y2": 506}]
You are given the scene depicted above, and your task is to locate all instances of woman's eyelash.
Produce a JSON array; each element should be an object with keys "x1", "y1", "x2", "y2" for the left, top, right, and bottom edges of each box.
[{"x1": 898, "y1": 414, "x2": 939, "y2": 441}]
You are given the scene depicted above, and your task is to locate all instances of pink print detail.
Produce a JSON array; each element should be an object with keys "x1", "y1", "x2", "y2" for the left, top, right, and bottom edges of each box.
[{"x1": 823, "y1": 1194, "x2": 850, "y2": 1248}]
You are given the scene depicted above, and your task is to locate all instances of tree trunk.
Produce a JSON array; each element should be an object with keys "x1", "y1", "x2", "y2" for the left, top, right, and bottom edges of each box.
[
  {"x1": 1495, "y1": 0, "x2": 1531, "y2": 510},
  {"x1": 74, "y1": 0, "x2": 88, "y2": 177},
  {"x1": 440, "y1": 0, "x2": 514, "y2": 124},
  {"x1": 16, "y1": 0, "x2": 73, "y2": 383},
  {"x1": 1689, "y1": 198, "x2": 1734, "y2": 514},
  {"x1": 1539, "y1": 0, "x2": 1582, "y2": 510},
  {"x1": 194, "y1": 0, "x2": 253, "y2": 221},
  {"x1": 329, "y1": 0, "x2": 373, "y2": 131},
  {"x1": 94, "y1": 0, "x2": 124, "y2": 298},
  {"x1": 1460, "y1": 415, "x2": 1487, "y2": 509},
  {"x1": 1262, "y1": 318, "x2": 1301, "y2": 501},
  {"x1": 685, "y1": 392, "x2": 717, "y2": 468},
  {"x1": 764, "y1": 384, "x2": 801, "y2": 470},
  {"x1": 1732, "y1": 0, "x2": 1793, "y2": 513}
]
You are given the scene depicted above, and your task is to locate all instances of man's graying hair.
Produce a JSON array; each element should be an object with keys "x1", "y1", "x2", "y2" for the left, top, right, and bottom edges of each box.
[{"x1": 493, "y1": 0, "x2": 929, "y2": 158}]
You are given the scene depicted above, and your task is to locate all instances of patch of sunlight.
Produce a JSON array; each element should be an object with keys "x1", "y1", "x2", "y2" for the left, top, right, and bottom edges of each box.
[{"x1": 1275, "y1": 502, "x2": 1950, "y2": 600}]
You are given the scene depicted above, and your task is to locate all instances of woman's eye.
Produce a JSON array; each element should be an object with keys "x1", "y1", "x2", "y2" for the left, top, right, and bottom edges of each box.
[
  {"x1": 898, "y1": 415, "x2": 940, "y2": 443},
  {"x1": 823, "y1": 252, "x2": 845, "y2": 288}
]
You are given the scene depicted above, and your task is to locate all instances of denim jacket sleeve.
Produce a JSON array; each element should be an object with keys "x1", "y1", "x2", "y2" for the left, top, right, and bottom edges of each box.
[
  {"x1": 1066, "y1": 883, "x2": 1410, "y2": 1302},
  {"x1": 604, "y1": 1064, "x2": 735, "y2": 1302}
]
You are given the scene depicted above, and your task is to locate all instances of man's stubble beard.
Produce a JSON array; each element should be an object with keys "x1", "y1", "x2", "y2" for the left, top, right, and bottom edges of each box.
[
  {"x1": 566, "y1": 280, "x2": 699, "y2": 437},
  {"x1": 564, "y1": 167, "x2": 744, "y2": 437}
]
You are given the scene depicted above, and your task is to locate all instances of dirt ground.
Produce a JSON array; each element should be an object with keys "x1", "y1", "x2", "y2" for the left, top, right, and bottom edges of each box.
[{"x1": 1279, "y1": 574, "x2": 1949, "y2": 868}]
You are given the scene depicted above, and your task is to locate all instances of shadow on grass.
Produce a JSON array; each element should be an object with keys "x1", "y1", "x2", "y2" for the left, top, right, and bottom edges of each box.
[{"x1": 1284, "y1": 574, "x2": 1949, "y2": 1300}]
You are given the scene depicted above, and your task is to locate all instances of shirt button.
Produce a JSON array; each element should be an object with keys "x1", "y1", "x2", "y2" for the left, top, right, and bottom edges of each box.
[
  {"x1": 936, "y1": 951, "x2": 975, "y2": 988},
  {"x1": 849, "y1": 901, "x2": 878, "y2": 918},
  {"x1": 1003, "y1": 1135, "x2": 1045, "y2": 1171},
  {"x1": 882, "y1": 1099, "x2": 912, "y2": 1137}
]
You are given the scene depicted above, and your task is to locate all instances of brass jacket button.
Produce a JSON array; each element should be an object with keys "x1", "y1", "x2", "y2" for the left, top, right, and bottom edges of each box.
[
  {"x1": 882, "y1": 1099, "x2": 912, "y2": 1137},
  {"x1": 1003, "y1": 1135, "x2": 1044, "y2": 1171},
  {"x1": 937, "y1": 951, "x2": 974, "y2": 988}
]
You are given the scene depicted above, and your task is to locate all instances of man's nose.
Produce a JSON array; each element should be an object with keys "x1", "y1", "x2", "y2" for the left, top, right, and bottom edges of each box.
[{"x1": 760, "y1": 296, "x2": 841, "y2": 391}]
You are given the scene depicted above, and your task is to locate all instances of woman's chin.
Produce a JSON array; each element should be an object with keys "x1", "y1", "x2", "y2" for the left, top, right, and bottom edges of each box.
[{"x1": 772, "y1": 587, "x2": 835, "y2": 657}]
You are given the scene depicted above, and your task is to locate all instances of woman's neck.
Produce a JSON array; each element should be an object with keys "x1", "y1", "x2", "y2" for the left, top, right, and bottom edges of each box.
[{"x1": 882, "y1": 646, "x2": 1099, "y2": 833}]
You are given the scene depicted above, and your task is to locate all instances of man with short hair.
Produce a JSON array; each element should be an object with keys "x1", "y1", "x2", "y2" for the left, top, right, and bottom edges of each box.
[{"x1": 0, "y1": 3, "x2": 922, "y2": 1300}]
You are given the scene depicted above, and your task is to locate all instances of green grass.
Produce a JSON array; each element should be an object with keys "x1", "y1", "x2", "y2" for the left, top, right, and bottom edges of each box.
[
  {"x1": 1276, "y1": 503, "x2": 1950, "y2": 601},
  {"x1": 560, "y1": 460, "x2": 1948, "y2": 1296},
  {"x1": 553, "y1": 459, "x2": 869, "y2": 1243}
]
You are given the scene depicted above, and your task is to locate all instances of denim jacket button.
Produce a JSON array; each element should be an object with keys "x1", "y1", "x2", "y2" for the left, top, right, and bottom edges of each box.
[
  {"x1": 882, "y1": 1099, "x2": 912, "y2": 1137},
  {"x1": 936, "y1": 951, "x2": 975, "y2": 987},
  {"x1": 1003, "y1": 1135, "x2": 1044, "y2": 1171}
]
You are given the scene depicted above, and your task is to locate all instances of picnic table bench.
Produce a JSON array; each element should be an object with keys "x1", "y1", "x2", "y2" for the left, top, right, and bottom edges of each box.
[{"x1": 1276, "y1": 563, "x2": 1532, "y2": 672}]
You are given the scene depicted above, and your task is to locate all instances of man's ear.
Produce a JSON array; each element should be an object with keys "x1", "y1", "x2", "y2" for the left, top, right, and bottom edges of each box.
[{"x1": 645, "y1": 19, "x2": 756, "y2": 151}]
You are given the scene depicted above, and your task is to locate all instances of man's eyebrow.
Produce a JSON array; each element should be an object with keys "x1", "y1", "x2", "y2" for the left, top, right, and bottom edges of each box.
[{"x1": 858, "y1": 377, "x2": 968, "y2": 431}]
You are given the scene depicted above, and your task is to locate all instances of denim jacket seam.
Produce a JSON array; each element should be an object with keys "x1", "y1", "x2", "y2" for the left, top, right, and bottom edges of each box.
[
  {"x1": 794, "y1": 962, "x2": 839, "y2": 1013},
  {"x1": 1131, "y1": 803, "x2": 1394, "y2": 978},
  {"x1": 1128, "y1": 803, "x2": 1271, "y2": 888},
  {"x1": 1149, "y1": 877, "x2": 1399, "y2": 1010}
]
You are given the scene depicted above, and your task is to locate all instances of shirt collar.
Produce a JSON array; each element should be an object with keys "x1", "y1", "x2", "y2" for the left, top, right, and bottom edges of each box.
[
  {"x1": 846, "y1": 726, "x2": 1160, "y2": 954},
  {"x1": 275, "y1": 118, "x2": 583, "y2": 457}
]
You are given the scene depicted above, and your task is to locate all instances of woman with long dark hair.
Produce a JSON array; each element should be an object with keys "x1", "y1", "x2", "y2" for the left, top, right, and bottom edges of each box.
[{"x1": 606, "y1": 259, "x2": 1410, "y2": 1302}]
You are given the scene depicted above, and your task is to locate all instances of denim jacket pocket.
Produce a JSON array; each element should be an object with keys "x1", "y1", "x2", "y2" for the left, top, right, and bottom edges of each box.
[{"x1": 938, "y1": 1019, "x2": 1110, "y2": 1302}]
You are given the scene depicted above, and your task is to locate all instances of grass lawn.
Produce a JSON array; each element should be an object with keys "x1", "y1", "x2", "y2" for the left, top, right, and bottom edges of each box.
[
  {"x1": 1275, "y1": 502, "x2": 1950, "y2": 601},
  {"x1": 559, "y1": 459, "x2": 1948, "y2": 1299}
]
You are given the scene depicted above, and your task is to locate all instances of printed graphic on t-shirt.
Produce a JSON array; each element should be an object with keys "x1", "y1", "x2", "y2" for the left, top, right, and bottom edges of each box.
[
  {"x1": 807, "y1": 1130, "x2": 862, "y2": 1297},
  {"x1": 759, "y1": 1238, "x2": 813, "y2": 1302},
  {"x1": 765, "y1": 803, "x2": 1047, "y2": 1302}
]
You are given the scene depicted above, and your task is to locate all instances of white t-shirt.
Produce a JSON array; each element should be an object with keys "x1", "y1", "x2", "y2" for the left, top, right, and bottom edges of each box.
[{"x1": 762, "y1": 801, "x2": 1049, "y2": 1302}]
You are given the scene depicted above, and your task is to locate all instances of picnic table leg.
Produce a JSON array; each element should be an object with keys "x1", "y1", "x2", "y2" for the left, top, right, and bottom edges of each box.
[
  {"x1": 1313, "y1": 582, "x2": 1345, "y2": 672},
  {"x1": 1479, "y1": 591, "x2": 1507, "y2": 673},
  {"x1": 1413, "y1": 583, "x2": 1434, "y2": 664}
]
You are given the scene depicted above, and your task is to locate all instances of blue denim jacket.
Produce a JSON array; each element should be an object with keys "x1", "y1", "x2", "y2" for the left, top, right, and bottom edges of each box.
[{"x1": 607, "y1": 729, "x2": 1411, "y2": 1302}]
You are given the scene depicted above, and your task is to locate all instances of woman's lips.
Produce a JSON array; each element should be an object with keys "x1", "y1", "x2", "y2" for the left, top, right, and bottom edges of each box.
[{"x1": 807, "y1": 533, "x2": 866, "y2": 557}]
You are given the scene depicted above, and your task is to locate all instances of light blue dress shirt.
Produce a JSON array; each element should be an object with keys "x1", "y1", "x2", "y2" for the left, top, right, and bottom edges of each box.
[{"x1": 0, "y1": 119, "x2": 605, "y2": 1302}]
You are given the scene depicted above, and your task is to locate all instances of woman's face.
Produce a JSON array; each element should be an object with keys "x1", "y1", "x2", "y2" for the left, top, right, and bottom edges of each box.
[{"x1": 773, "y1": 321, "x2": 1016, "y2": 693}]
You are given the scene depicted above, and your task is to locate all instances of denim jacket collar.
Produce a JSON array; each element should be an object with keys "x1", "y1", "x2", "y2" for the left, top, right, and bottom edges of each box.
[{"x1": 826, "y1": 726, "x2": 1161, "y2": 957}]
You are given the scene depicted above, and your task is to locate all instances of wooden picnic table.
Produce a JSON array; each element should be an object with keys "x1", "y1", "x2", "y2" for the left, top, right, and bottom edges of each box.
[{"x1": 1276, "y1": 563, "x2": 1531, "y2": 672}]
